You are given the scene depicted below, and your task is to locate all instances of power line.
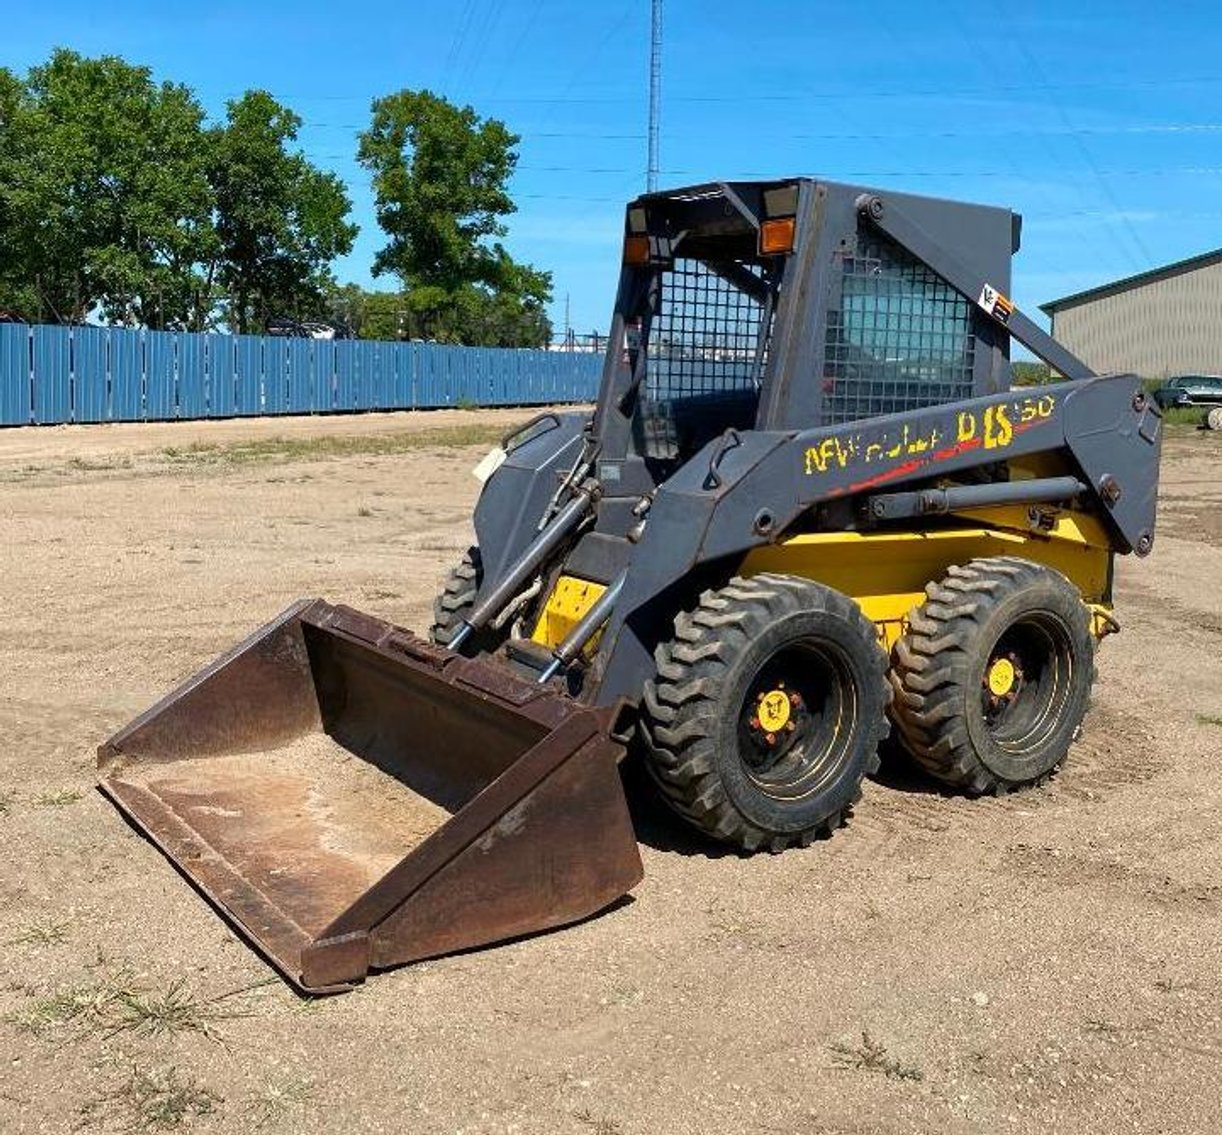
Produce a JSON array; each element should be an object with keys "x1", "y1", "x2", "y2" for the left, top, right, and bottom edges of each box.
[
  {"x1": 1014, "y1": 38, "x2": 1152, "y2": 273},
  {"x1": 293, "y1": 120, "x2": 1222, "y2": 141},
  {"x1": 227, "y1": 72, "x2": 1222, "y2": 106},
  {"x1": 487, "y1": 0, "x2": 546, "y2": 100}
]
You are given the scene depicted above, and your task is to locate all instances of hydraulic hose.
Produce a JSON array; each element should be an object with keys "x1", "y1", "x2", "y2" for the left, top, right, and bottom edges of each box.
[{"x1": 447, "y1": 481, "x2": 598, "y2": 652}]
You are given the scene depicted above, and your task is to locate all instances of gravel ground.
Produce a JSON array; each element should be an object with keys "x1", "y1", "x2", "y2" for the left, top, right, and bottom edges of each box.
[{"x1": 0, "y1": 410, "x2": 1219, "y2": 1135}]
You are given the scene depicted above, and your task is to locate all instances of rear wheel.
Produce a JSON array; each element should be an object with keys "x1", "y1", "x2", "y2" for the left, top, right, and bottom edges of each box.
[
  {"x1": 429, "y1": 547, "x2": 506, "y2": 657},
  {"x1": 639, "y1": 574, "x2": 890, "y2": 852},
  {"x1": 888, "y1": 557, "x2": 1094, "y2": 794}
]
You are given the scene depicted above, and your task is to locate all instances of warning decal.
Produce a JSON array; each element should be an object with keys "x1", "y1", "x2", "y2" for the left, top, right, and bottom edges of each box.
[{"x1": 977, "y1": 283, "x2": 1015, "y2": 324}]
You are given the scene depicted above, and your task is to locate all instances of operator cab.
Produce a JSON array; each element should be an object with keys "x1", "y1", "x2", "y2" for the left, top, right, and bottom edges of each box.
[
  {"x1": 602, "y1": 177, "x2": 1011, "y2": 474},
  {"x1": 620, "y1": 182, "x2": 792, "y2": 470}
]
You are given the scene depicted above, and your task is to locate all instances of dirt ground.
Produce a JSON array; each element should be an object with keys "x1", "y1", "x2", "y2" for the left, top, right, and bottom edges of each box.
[{"x1": 0, "y1": 409, "x2": 1219, "y2": 1135}]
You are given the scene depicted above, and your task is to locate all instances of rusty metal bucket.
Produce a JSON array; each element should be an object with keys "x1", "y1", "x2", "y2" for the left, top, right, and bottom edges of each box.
[{"x1": 98, "y1": 600, "x2": 643, "y2": 993}]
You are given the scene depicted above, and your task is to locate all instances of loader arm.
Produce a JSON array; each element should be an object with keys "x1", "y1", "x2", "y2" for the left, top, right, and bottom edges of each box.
[
  {"x1": 856, "y1": 191, "x2": 1094, "y2": 382},
  {"x1": 592, "y1": 374, "x2": 1161, "y2": 704}
]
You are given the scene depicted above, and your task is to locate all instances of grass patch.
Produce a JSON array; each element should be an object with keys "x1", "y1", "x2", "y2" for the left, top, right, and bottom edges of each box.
[
  {"x1": 247, "y1": 1075, "x2": 313, "y2": 1129},
  {"x1": 356, "y1": 505, "x2": 374, "y2": 517},
  {"x1": 6, "y1": 970, "x2": 268, "y2": 1041},
  {"x1": 34, "y1": 788, "x2": 82, "y2": 806},
  {"x1": 84, "y1": 1066, "x2": 219, "y2": 1131},
  {"x1": 573, "y1": 1109, "x2": 622, "y2": 1134},
  {"x1": 102, "y1": 976, "x2": 257, "y2": 1041},
  {"x1": 161, "y1": 441, "x2": 221, "y2": 459},
  {"x1": 7, "y1": 973, "x2": 130, "y2": 1036},
  {"x1": 830, "y1": 1030, "x2": 924, "y2": 1081},
  {"x1": 0, "y1": 790, "x2": 14, "y2": 816},
  {"x1": 10, "y1": 921, "x2": 69, "y2": 947},
  {"x1": 1196, "y1": 713, "x2": 1222, "y2": 727},
  {"x1": 155, "y1": 423, "x2": 512, "y2": 467},
  {"x1": 66, "y1": 455, "x2": 133, "y2": 472},
  {"x1": 1161, "y1": 406, "x2": 1216, "y2": 427}
]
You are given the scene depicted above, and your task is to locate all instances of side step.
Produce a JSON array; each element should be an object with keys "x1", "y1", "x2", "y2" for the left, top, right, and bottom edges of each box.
[{"x1": 98, "y1": 600, "x2": 643, "y2": 993}]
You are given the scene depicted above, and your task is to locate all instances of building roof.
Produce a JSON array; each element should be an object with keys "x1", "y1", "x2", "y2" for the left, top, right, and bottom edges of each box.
[{"x1": 1040, "y1": 247, "x2": 1222, "y2": 314}]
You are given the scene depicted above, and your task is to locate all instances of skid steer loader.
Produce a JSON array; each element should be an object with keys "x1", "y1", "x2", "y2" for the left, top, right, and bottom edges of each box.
[{"x1": 100, "y1": 178, "x2": 1161, "y2": 992}]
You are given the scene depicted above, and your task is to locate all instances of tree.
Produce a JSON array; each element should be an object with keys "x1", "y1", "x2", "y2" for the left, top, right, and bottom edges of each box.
[
  {"x1": 0, "y1": 50, "x2": 215, "y2": 327},
  {"x1": 357, "y1": 89, "x2": 551, "y2": 347},
  {"x1": 321, "y1": 282, "x2": 406, "y2": 340},
  {"x1": 1011, "y1": 361, "x2": 1054, "y2": 386},
  {"x1": 209, "y1": 92, "x2": 358, "y2": 334}
]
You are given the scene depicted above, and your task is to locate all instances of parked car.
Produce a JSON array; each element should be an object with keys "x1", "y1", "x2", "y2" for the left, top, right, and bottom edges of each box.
[
  {"x1": 264, "y1": 317, "x2": 351, "y2": 340},
  {"x1": 1153, "y1": 374, "x2": 1222, "y2": 410}
]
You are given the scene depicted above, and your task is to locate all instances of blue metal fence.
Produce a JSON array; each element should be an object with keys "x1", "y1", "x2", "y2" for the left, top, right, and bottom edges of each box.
[{"x1": 0, "y1": 323, "x2": 604, "y2": 426}]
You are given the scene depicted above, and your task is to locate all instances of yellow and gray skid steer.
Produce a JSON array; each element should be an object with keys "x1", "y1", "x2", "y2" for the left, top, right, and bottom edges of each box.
[{"x1": 100, "y1": 178, "x2": 1162, "y2": 991}]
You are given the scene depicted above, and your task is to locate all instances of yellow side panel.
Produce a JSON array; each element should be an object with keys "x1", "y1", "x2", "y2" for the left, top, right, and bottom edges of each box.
[
  {"x1": 739, "y1": 513, "x2": 1113, "y2": 650},
  {"x1": 530, "y1": 575, "x2": 607, "y2": 650}
]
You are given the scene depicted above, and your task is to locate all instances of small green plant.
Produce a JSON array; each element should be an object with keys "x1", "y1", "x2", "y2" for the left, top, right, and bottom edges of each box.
[
  {"x1": 66, "y1": 454, "x2": 132, "y2": 472},
  {"x1": 356, "y1": 505, "x2": 374, "y2": 517},
  {"x1": 35, "y1": 788, "x2": 82, "y2": 806},
  {"x1": 162, "y1": 441, "x2": 220, "y2": 460},
  {"x1": 1196, "y1": 713, "x2": 1222, "y2": 728},
  {"x1": 104, "y1": 977, "x2": 249, "y2": 1040},
  {"x1": 7, "y1": 974, "x2": 129, "y2": 1036},
  {"x1": 0, "y1": 789, "x2": 14, "y2": 816},
  {"x1": 573, "y1": 1109, "x2": 622, "y2": 1134},
  {"x1": 10, "y1": 921, "x2": 69, "y2": 947},
  {"x1": 7, "y1": 970, "x2": 267, "y2": 1041},
  {"x1": 829, "y1": 1030, "x2": 923, "y2": 1081},
  {"x1": 455, "y1": 395, "x2": 480, "y2": 411},
  {"x1": 247, "y1": 1075, "x2": 313, "y2": 1128},
  {"x1": 84, "y1": 1066, "x2": 219, "y2": 1131}
]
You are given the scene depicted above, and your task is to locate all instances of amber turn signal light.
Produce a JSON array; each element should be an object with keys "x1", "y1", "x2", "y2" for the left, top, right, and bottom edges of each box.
[
  {"x1": 623, "y1": 234, "x2": 650, "y2": 265},
  {"x1": 759, "y1": 216, "x2": 796, "y2": 255}
]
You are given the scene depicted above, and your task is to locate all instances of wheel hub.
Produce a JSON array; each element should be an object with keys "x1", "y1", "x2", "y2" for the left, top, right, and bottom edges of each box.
[
  {"x1": 745, "y1": 682, "x2": 805, "y2": 751},
  {"x1": 983, "y1": 650, "x2": 1025, "y2": 720},
  {"x1": 987, "y1": 656, "x2": 1017, "y2": 697}
]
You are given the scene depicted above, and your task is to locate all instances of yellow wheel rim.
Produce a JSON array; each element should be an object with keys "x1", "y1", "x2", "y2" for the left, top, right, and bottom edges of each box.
[
  {"x1": 987, "y1": 657, "x2": 1016, "y2": 697},
  {"x1": 757, "y1": 689, "x2": 792, "y2": 732}
]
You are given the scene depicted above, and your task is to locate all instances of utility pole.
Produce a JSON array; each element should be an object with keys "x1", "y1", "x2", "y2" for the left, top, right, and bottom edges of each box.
[{"x1": 647, "y1": 0, "x2": 662, "y2": 192}]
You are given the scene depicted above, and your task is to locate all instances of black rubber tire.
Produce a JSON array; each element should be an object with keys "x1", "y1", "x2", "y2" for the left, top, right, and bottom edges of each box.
[
  {"x1": 429, "y1": 547, "x2": 505, "y2": 657},
  {"x1": 888, "y1": 556, "x2": 1095, "y2": 794},
  {"x1": 639, "y1": 574, "x2": 890, "y2": 852}
]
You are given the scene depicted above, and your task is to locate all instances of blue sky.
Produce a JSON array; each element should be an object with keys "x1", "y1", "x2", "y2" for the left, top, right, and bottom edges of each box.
[{"x1": 4, "y1": 1, "x2": 1221, "y2": 338}]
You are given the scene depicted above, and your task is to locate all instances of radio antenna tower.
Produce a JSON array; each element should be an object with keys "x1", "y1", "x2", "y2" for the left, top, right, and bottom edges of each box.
[{"x1": 647, "y1": 0, "x2": 662, "y2": 192}]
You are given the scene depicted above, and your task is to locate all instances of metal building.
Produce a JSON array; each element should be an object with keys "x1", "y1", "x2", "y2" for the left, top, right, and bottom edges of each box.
[{"x1": 1041, "y1": 248, "x2": 1222, "y2": 379}]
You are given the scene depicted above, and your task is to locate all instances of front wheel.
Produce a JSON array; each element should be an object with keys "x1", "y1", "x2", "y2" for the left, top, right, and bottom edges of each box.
[
  {"x1": 429, "y1": 547, "x2": 507, "y2": 658},
  {"x1": 639, "y1": 574, "x2": 890, "y2": 852}
]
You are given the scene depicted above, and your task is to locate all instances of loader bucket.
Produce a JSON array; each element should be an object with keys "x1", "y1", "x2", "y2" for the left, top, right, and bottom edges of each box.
[{"x1": 98, "y1": 599, "x2": 643, "y2": 993}]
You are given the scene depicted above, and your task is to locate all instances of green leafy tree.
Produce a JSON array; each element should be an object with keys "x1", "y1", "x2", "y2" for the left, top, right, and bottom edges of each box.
[
  {"x1": 209, "y1": 92, "x2": 358, "y2": 334},
  {"x1": 0, "y1": 50, "x2": 215, "y2": 327},
  {"x1": 321, "y1": 282, "x2": 407, "y2": 340},
  {"x1": 357, "y1": 89, "x2": 551, "y2": 346},
  {"x1": 1011, "y1": 361, "x2": 1054, "y2": 386}
]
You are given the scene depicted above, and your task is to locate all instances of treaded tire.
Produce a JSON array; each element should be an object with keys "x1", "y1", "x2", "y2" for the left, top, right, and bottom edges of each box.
[
  {"x1": 639, "y1": 573, "x2": 890, "y2": 852},
  {"x1": 888, "y1": 556, "x2": 1095, "y2": 794},
  {"x1": 429, "y1": 547, "x2": 505, "y2": 657}
]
